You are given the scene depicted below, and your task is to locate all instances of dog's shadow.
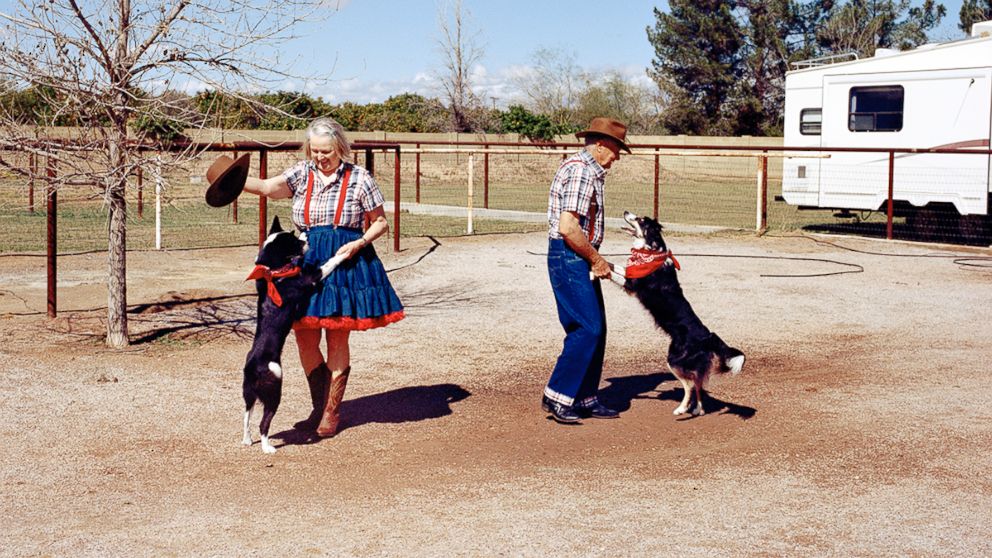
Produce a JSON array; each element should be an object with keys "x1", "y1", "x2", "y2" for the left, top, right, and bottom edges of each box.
[
  {"x1": 599, "y1": 371, "x2": 756, "y2": 420},
  {"x1": 272, "y1": 383, "x2": 471, "y2": 446}
]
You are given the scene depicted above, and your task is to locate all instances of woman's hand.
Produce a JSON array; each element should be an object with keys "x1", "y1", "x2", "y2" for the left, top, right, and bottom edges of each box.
[{"x1": 335, "y1": 238, "x2": 367, "y2": 259}]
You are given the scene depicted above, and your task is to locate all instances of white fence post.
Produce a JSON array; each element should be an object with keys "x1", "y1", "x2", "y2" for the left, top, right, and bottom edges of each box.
[{"x1": 467, "y1": 153, "x2": 474, "y2": 235}]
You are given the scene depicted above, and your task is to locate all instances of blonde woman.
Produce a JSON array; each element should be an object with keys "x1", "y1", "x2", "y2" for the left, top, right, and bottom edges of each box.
[{"x1": 243, "y1": 117, "x2": 404, "y2": 437}]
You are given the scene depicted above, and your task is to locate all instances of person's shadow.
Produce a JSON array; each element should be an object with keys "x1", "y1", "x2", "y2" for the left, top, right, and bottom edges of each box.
[
  {"x1": 272, "y1": 383, "x2": 471, "y2": 446},
  {"x1": 598, "y1": 370, "x2": 756, "y2": 420}
]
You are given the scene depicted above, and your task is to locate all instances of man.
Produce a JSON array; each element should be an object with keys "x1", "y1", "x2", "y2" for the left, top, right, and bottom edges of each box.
[{"x1": 542, "y1": 117, "x2": 630, "y2": 424}]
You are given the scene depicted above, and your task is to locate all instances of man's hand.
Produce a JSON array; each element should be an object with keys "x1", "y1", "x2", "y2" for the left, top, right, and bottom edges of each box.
[{"x1": 591, "y1": 257, "x2": 612, "y2": 279}]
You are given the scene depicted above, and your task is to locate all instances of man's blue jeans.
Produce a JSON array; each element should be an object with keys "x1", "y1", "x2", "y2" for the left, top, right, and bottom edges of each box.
[{"x1": 545, "y1": 238, "x2": 607, "y2": 408}]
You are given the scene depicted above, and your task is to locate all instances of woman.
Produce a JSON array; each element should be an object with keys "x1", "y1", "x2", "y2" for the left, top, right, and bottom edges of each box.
[{"x1": 243, "y1": 117, "x2": 404, "y2": 437}]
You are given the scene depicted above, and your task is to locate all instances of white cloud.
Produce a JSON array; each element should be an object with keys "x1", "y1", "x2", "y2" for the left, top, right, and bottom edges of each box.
[{"x1": 314, "y1": 62, "x2": 654, "y2": 108}]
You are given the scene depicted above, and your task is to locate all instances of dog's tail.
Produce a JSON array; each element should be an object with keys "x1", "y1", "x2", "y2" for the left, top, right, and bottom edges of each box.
[{"x1": 721, "y1": 347, "x2": 746, "y2": 375}]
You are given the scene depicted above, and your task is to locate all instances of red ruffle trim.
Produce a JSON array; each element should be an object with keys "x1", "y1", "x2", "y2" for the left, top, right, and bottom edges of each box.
[{"x1": 292, "y1": 310, "x2": 405, "y2": 332}]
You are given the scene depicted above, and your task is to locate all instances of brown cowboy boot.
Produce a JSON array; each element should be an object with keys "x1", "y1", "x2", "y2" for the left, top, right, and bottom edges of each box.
[
  {"x1": 316, "y1": 366, "x2": 350, "y2": 437},
  {"x1": 294, "y1": 363, "x2": 329, "y2": 430}
]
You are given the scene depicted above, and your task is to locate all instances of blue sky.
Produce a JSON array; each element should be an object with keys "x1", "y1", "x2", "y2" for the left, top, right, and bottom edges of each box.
[
  {"x1": 280, "y1": 0, "x2": 969, "y2": 106},
  {"x1": 283, "y1": 0, "x2": 666, "y2": 106},
  {"x1": 0, "y1": 0, "x2": 971, "y2": 105}
]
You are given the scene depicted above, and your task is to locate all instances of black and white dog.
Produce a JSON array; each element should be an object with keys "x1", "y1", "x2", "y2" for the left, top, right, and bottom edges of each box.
[
  {"x1": 241, "y1": 216, "x2": 344, "y2": 453},
  {"x1": 621, "y1": 211, "x2": 745, "y2": 416}
]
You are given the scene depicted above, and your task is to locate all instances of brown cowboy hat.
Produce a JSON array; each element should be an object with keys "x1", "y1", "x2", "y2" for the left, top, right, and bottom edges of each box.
[
  {"x1": 204, "y1": 153, "x2": 251, "y2": 207},
  {"x1": 575, "y1": 117, "x2": 631, "y2": 153}
]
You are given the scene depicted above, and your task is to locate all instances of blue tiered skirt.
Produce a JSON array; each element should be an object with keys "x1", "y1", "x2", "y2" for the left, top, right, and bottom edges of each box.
[{"x1": 293, "y1": 225, "x2": 404, "y2": 331}]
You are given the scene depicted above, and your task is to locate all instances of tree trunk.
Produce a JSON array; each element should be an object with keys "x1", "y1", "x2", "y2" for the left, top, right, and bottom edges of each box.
[{"x1": 106, "y1": 129, "x2": 129, "y2": 348}]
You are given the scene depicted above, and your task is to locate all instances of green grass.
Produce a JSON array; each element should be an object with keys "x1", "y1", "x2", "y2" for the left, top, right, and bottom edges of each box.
[{"x1": 0, "y1": 164, "x2": 893, "y2": 254}]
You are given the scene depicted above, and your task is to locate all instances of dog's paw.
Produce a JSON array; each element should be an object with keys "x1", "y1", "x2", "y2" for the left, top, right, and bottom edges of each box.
[
  {"x1": 690, "y1": 405, "x2": 705, "y2": 417},
  {"x1": 241, "y1": 436, "x2": 252, "y2": 447},
  {"x1": 673, "y1": 405, "x2": 688, "y2": 415},
  {"x1": 261, "y1": 435, "x2": 277, "y2": 454}
]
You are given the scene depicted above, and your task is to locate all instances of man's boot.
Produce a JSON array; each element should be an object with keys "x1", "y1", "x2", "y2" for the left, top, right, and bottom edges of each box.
[
  {"x1": 316, "y1": 366, "x2": 350, "y2": 437},
  {"x1": 294, "y1": 363, "x2": 329, "y2": 430}
]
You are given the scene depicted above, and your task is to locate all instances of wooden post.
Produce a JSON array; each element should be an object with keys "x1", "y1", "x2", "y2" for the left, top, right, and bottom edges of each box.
[
  {"x1": 415, "y1": 143, "x2": 421, "y2": 204},
  {"x1": 155, "y1": 157, "x2": 163, "y2": 250},
  {"x1": 46, "y1": 156, "x2": 56, "y2": 318},
  {"x1": 259, "y1": 149, "x2": 268, "y2": 246},
  {"x1": 467, "y1": 153, "x2": 474, "y2": 235},
  {"x1": 366, "y1": 148, "x2": 374, "y2": 176},
  {"x1": 653, "y1": 150, "x2": 660, "y2": 220},
  {"x1": 483, "y1": 147, "x2": 490, "y2": 209},
  {"x1": 756, "y1": 154, "x2": 768, "y2": 232},
  {"x1": 394, "y1": 147, "x2": 401, "y2": 252},
  {"x1": 231, "y1": 151, "x2": 238, "y2": 224},
  {"x1": 136, "y1": 167, "x2": 144, "y2": 219},
  {"x1": 28, "y1": 153, "x2": 35, "y2": 214}
]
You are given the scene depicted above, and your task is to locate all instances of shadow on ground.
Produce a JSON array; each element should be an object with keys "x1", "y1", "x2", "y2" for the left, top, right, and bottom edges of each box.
[
  {"x1": 599, "y1": 371, "x2": 756, "y2": 420},
  {"x1": 273, "y1": 383, "x2": 471, "y2": 446}
]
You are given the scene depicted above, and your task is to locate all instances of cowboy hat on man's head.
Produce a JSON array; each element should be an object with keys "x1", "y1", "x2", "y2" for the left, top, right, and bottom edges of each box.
[
  {"x1": 575, "y1": 117, "x2": 631, "y2": 153},
  {"x1": 204, "y1": 153, "x2": 251, "y2": 207}
]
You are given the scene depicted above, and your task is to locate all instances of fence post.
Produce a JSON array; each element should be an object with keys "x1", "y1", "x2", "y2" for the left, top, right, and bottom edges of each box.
[
  {"x1": 653, "y1": 149, "x2": 660, "y2": 220},
  {"x1": 231, "y1": 151, "x2": 238, "y2": 224},
  {"x1": 394, "y1": 146, "x2": 401, "y2": 252},
  {"x1": 483, "y1": 146, "x2": 489, "y2": 209},
  {"x1": 136, "y1": 167, "x2": 143, "y2": 219},
  {"x1": 415, "y1": 143, "x2": 421, "y2": 204},
  {"x1": 886, "y1": 150, "x2": 895, "y2": 240},
  {"x1": 467, "y1": 153, "x2": 474, "y2": 235},
  {"x1": 756, "y1": 153, "x2": 768, "y2": 232},
  {"x1": 46, "y1": 155, "x2": 56, "y2": 318},
  {"x1": 259, "y1": 149, "x2": 268, "y2": 246},
  {"x1": 28, "y1": 153, "x2": 35, "y2": 214},
  {"x1": 155, "y1": 156, "x2": 163, "y2": 250},
  {"x1": 366, "y1": 148, "x2": 374, "y2": 176}
]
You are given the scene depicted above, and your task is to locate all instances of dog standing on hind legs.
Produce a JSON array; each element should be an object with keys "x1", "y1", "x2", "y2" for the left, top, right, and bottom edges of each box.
[
  {"x1": 620, "y1": 211, "x2": 745, "y2": 416},
  {"x1": 241, "y1": 216, "x2": 344, "y2": 453}
]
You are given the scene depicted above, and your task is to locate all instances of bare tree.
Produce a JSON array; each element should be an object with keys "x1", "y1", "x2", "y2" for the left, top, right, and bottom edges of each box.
[
  {"x1": 435, "y1": 0, "x2": 484, "y2": 132},
  {"x1": 512, "y1": 47, "x2": 585, "y2": 128},
  {"x1": 0, "y1": 0, "x2": 326, "y2": 348}
]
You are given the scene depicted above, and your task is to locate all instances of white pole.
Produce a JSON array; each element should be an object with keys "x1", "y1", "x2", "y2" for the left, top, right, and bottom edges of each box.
[
  {"x1": 155, "y1": 157, "x2": 163, "y2": 250},
  {"x1": 467, "y1": 153, "x2": 474, "y2": 235},
  {"x1": 755, "y1": 155, "x2": 764, "y2": 232}
]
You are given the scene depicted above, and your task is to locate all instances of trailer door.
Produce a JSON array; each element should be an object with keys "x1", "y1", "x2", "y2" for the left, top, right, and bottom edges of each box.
[{"x1": 820, "y1": 68, "x2": 991, "y2": 215}]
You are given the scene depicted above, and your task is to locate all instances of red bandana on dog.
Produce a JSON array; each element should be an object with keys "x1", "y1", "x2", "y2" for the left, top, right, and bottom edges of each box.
[
  {"x1": 246, "y1": 264, "x2": 301, "y2": 307},
  {"x1": 625, "y1": 248, "x2": 680, "y2": 279}
]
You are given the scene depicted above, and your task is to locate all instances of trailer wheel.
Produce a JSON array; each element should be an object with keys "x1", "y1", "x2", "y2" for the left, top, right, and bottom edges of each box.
[
  {"x1": 907, "y1": 206, "x2": 951, "y2": 242},
  {"x1": 958, "y1": 214, "x2": 991, "y2": 246}
]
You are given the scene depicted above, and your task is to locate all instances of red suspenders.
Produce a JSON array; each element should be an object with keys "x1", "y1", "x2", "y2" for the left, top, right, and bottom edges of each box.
[{"x1": 303, "y1": 164, "x2": 353, "y2": 228}]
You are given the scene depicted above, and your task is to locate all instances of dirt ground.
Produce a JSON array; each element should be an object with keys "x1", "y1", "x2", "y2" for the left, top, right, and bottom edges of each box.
[{"x1": 1, "y1": 228, "x2": 991, "y2": 557}]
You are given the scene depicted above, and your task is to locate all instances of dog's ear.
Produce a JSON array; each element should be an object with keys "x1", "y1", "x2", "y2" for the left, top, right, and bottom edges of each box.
[{"x1": 270, "y1": 216, "x2": 283, "y2": 234}]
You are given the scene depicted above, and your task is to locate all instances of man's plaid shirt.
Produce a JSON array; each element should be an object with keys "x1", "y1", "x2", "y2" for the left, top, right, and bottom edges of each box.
[
  {"x1": 546, "y1": 149, "x2": 607, "y2": 247},
  {"x1": 283, "y1": 160, "x2": 385, "y2": 230}
]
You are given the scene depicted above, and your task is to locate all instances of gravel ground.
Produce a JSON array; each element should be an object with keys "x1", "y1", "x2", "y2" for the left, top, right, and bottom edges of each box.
[{"x1": 1, "y1": 228, "x2": 991, "y2": 557}]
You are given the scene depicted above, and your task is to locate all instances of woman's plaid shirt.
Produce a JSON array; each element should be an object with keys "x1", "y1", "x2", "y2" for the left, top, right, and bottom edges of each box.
[
  {"x1": 546, "y1": 149, "x2": 607, "y2": 247},
  {"x1": 283, "y1": 160, "x2": 385, "y2": 230}
]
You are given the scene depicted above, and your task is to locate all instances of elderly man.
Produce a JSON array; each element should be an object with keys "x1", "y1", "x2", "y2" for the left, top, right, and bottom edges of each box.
[{"x1": 542, "y1": 117, "x2": 630, "y2": 424}]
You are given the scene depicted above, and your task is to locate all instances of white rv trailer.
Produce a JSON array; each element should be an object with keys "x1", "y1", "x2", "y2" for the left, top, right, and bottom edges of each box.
[{"x1": 781, "y1": 20, "x2": 992, "y2": 238}]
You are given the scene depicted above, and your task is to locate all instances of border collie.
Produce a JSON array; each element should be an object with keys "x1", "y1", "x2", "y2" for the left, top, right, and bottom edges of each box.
[
  {"x1": 621, "y1": 211, "x2": 745, "y2": 416},
  {"x1": 241, "y1": 216, "x2": 344, "y2": 453}
]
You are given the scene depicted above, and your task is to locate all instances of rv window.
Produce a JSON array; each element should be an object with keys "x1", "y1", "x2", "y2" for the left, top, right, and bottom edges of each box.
[
  {"x1": 848, "y1": 86, "x2": 903, "y2": 132},
  {"x1": 800, "y1": 109, "x2": 822, "y2": 135}
]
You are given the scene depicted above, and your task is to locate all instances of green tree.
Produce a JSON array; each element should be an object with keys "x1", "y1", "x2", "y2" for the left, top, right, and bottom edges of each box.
[
  {"x1": 817, "y1": 0, "x2": 946, "y2": 57},
  {"x1": 647, "y1": 0, "x2": 744, "y2": 134},
  {"x1": 959, "y1": 0, "x2": 992, "y2": 33},
  {"x1": 499, "y1": 105, "x2": 562, "y2": 142},
  {"x1": 732, "y1": 0, "x2": 816, "y2": 135},
  {"x1": 573, "y1": 72, "x2": 662, "y2": 134}
]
